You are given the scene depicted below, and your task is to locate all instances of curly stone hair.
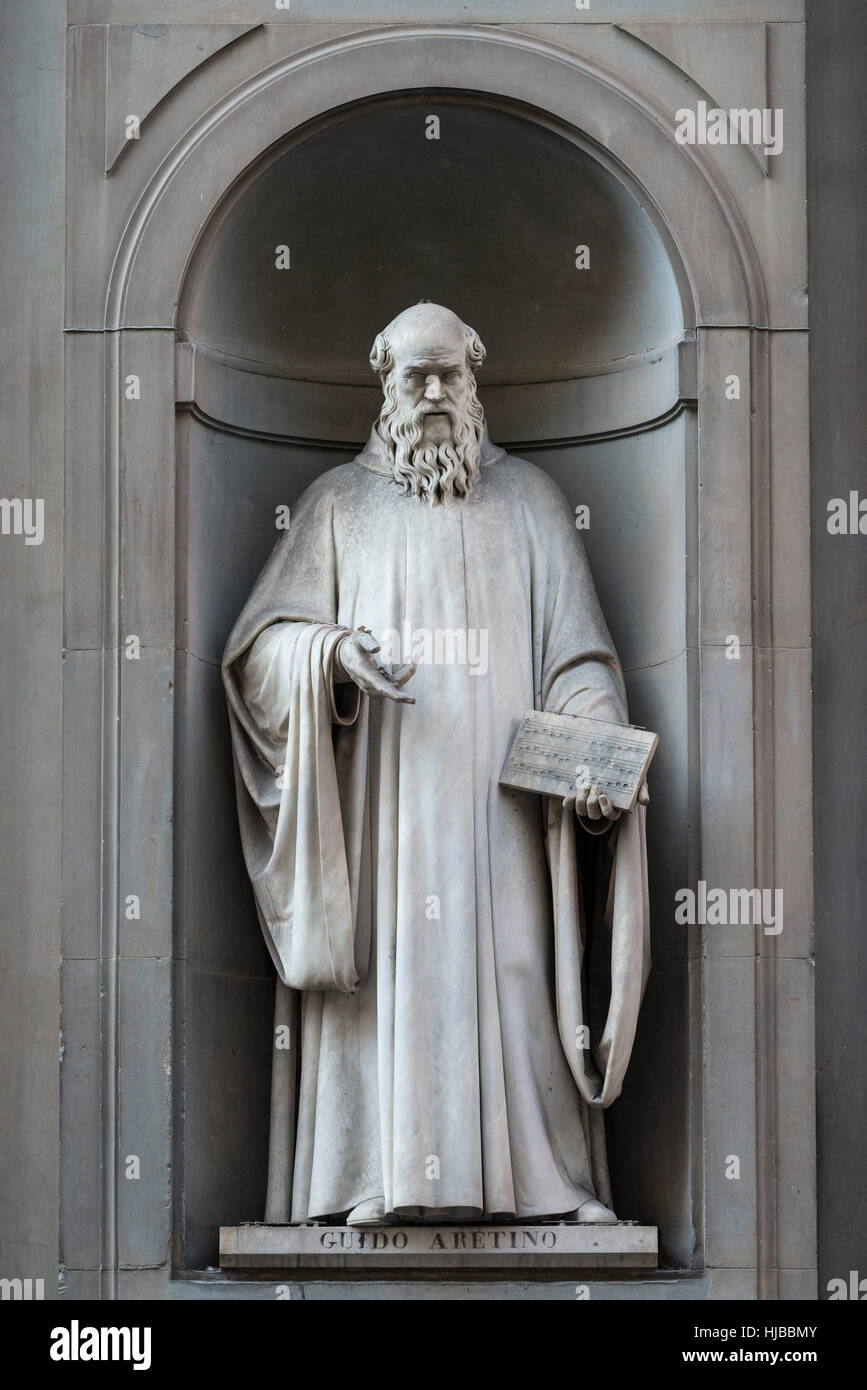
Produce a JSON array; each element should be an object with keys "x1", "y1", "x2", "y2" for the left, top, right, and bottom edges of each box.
[{"x1": 369, "y1": 307, "x2": 486, "y2": 379}]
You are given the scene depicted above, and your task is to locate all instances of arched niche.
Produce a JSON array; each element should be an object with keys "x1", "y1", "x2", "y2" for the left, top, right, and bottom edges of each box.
[
  {"x1": 83, "y1": 20, "x2": 787, "y2": 1297},
  {"x1": 172, "y1": 91, "x2": 696, "y2": 1269},
  {"x1": 179, "y1": 95, "x2": 686, "y2": 384}
]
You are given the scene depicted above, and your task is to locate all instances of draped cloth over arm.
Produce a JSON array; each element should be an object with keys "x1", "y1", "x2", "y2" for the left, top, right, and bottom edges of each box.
[
  {"x1": 221, "y1": 482, "x2": 371, "y2": 994},
  {"x1": 530, "y1": 482, "x2": 652, "y2": 1114}
]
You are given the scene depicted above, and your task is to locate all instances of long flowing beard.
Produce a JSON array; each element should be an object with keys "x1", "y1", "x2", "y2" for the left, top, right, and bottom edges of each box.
[{"x1": 378, "y1": 381, "x2": 485, "y2": 505}]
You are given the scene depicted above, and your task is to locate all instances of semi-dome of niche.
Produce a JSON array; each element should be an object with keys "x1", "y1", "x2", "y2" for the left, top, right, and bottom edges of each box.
[{"x1": 179, "y1": 95, "x2": 684, "y2": 385}]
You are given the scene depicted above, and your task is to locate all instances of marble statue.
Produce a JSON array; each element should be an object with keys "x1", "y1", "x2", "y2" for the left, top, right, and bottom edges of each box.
[{"x1": 222, "y1": 303, "x2": 650, "y2": 1228}]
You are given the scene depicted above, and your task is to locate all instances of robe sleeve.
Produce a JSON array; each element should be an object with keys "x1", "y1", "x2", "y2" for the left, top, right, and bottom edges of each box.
[
  {"x1": 528, "y1": 466, "x2": 652, "y2": 1110},
  {"x1": 221, "y1": 476, "x2": 370, "y2": 993}
]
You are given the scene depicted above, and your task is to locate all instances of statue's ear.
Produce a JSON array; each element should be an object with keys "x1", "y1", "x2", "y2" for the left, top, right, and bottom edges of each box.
[
  {"x1": 464, "y1": 324, "x2": 487, "y2": 373},
  {"x1": 369, "y1": 332, "x2": 392, "y2": 375}
]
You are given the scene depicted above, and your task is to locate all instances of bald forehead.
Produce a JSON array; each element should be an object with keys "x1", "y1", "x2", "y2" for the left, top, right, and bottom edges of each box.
[{"x1": 388, "y1": 306, "x2": 466, "y2": 363}]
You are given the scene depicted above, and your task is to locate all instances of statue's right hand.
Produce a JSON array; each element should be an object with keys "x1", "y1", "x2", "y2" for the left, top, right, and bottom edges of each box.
[{"x1": 334, "y1": 629, "x2": 417, "y2": 704}]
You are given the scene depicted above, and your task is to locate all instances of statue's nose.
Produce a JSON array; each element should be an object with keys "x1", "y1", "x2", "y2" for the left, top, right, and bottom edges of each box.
[{"x1": 424, "y1": 375, "x2": 444, "y2": 401}]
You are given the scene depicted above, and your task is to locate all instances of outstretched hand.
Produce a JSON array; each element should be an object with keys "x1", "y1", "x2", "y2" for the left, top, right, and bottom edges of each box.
[{"x1": 335, "y1": 629, "x2": 417, "y2": 704}]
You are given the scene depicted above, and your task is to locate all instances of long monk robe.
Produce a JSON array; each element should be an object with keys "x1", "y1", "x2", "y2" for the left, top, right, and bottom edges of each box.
[{"x1": 222, "y1": 424, "x2": 650, "y2": 1223}]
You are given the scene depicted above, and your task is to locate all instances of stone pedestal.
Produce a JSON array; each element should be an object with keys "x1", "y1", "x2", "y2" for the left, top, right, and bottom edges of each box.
[{"x1": 220, "y1": 1223, "x2": 658, "y2": 1271}]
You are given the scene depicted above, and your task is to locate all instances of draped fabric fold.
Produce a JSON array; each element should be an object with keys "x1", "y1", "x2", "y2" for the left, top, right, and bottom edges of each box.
[
  {"x1": 224, "y1": 617, "x2": 371, "y2": 993},
  {"x1": 548, "y1": 799, "x2": 651, "y2": 1110}
]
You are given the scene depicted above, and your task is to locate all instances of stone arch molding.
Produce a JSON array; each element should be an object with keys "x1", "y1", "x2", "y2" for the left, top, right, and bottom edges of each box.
[{"x1": 106, "y1": 24, "x2": 766, "y2": 330}]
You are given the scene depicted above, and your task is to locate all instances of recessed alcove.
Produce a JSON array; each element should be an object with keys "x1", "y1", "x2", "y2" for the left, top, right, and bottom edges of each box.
[{"x1": 173, "y1": 93, "x2": 696, "y2": 1272}]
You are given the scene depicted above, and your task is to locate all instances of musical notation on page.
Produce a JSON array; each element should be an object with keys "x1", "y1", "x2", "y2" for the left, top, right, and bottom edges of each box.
[{"x1": 499, "y1": 711, "x2": 658, "y2": 813}]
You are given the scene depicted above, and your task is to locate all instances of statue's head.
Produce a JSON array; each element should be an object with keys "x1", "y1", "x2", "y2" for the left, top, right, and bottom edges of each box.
[{"x1": 369, "y1": 302, "x2": 487, "y2": 504}]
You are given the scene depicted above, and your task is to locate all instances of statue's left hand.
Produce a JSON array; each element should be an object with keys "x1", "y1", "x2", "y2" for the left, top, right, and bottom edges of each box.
[{"x1": 562, "y1": 777, "x2": 649, "y2": 822}]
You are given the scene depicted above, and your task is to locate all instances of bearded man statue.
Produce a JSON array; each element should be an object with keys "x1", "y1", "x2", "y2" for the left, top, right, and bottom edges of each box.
[
  {"x1": 372, "y1": 310, "x2": 486, "y2": 503},
  {"x1": 222, "y1": 302, "x2": 651, "y2": 1229}
]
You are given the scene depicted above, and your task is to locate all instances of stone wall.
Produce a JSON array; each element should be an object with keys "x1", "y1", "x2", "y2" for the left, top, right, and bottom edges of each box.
[
  {"x1": 0, "y1": 0, "x2": 837, "y2": 1301},
  {"x1": 807, "y1": 0, "x2": 867, "y2": 1298}
]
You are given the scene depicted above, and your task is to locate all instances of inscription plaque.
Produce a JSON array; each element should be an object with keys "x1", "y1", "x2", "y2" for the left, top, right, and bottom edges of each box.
[{"x1": 220, "y1": 1223, "x2": 658, "y2": 1270}]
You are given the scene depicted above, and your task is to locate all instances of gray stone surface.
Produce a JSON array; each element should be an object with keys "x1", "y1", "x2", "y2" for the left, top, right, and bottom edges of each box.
[
  {"x1": 0, "y1": 0, "x2": 65, "y2": 1295},
  {"x1": 116, "y1": 1268, "x2": 172, "y2": 1301},
  {"x1": 69, "y1": 2, "x2": 805, "y2": 22},
  {"x1": 60, "y1": 1269, "x2": 101, "y2": 1301},
  {"x1": 104, "y1": 24, "x2": 260, "y2": 173},
  {"x1": 120, "y1": 332, "x2": 176, "y2": 649},
  {"x1": 706, "y1": 1267, "x2": 759, "y2": 1300},
  {"x1": 175, "y1": 653, "x2": 272, "y2": 979},
  {"x1": 703, "y1": 957, "x2": 759, "y2": 1269},
  {"x1": 697, "y1": 647, "x2": 757, "y2": 960},
  {"x1": 61, "y1": 651, "x2": 104, "y2": 961},
  {"x1": 697, "y1": 329, "x2": 753, "y2": 646},
  {"x1": 180, "y1": 966, "x2": 273, "y2": 1269},
  {"x1": 597, "y1": 957, "x2": 695, "y2": 1269},
  {"x1": 59, "y1": 958, "x2": 102, "y2": 1274},
  {"x1": 169, "y1": 1274, "x2": 713, "y2": 1300},
  {"x1": 64, "y1": 333, "x2": 105, "y2": 651},
  {"x1": 769, "y1": 647, "x2": 814, "y2": 960},
  {"x1": 221, "y1": 1223, "x2": 658, "y2": 1270},
  {"x1": 778, "y1": 1268, "x2": 819, "y2": 1301},
  {"x1": 116, "y1": 958, "x2": 172, "y2": 1270},
  {"x1": 180, "y1": 418, "x2": 349, "y2": 667},
  {"x1": 541, "y1": 422, "x2": 687, "y2": 675},
  {"x1": 807, "y1": 0, "x2": 867, "y2": 1297},
  {"x1": 774, "y1": 957, "x2": 817, "y2": 1274},
  {"x1": 118, "y1": 647, "x2": 174, "y2": 961},
  {"x1": 769, "y1": 334, "x2": 811, "y2": 649}
]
